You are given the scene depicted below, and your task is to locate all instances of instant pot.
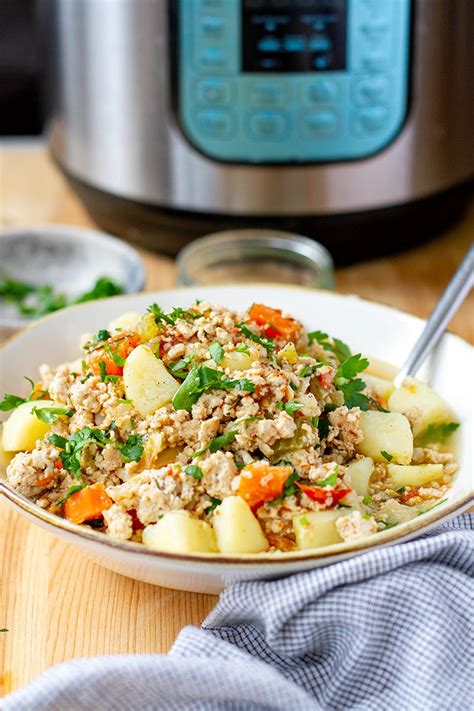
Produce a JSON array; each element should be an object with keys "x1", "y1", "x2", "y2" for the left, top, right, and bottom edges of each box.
[{"x1": 45, "y1": 0, "x2": 474, "y2": 263}]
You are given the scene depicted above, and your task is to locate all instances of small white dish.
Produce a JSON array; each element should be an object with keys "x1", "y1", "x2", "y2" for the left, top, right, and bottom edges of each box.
[
  {"x1": 0, "y1": 225, "x2": 146, "y2": 331},
  {"x1": 0, "y1": 285, "x2": 472, "y2": 594}
]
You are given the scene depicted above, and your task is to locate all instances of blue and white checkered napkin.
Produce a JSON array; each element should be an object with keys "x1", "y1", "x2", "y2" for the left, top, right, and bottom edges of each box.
[{"x1": 4, "y1": 514, "x2": 473, "y2": 711}]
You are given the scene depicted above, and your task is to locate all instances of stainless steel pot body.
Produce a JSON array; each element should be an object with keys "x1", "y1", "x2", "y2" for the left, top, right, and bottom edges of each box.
[{"x1": 46, "y1": 0, "x2": 474, "y2": 217}]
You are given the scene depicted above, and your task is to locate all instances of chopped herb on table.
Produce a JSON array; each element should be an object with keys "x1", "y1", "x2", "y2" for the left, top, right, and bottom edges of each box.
[{"x1": 0, "y1": 276, "x2": 123, "y2": 318}]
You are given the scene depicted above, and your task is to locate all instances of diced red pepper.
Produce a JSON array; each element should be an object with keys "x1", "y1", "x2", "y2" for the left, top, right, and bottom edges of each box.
[
  {"x1": 297, "y1": 483, "x2": 352, "y2": 506},
  {"x1": 249, "y1": 304, "x2": 301, "y2": 341},
  {"x1": 128, "y1": 508, "x2": 144, "y2": 531}
]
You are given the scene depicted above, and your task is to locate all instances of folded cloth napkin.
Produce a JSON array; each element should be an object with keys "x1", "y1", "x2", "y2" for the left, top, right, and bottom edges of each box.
[{"x1": 3, "y1": 514, "x2": 473, "y2": 711}]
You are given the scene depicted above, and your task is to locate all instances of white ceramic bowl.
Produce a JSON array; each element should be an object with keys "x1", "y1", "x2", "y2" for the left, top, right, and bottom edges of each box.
[{"x1": 1, "y1": 286, "x2": 472, "y2": 594}]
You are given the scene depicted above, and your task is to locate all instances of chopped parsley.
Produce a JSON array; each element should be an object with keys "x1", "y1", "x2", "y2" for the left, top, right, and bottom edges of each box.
[
  {"x1": 362, "y1": 495, "x2": 373, "y2": 505},
  {"x1": 103, "y1": 342, "x2": 126, "y2": 367},
  {"x1": 49, "y1": 428, "x2": 111, "y2": 478},
  {"x1": 32, "y1": 406, "x2": 73, "y2": 424},
  {"x1": 0, "y1": 376, "x2": 48, "y2": 412},
  {"x1": 185, "y1": 464, "x2": 203, "y2": 480},
  {"x1": 237, "y1": 323, "x2": 274, "y2": 353},
  {"x1": 0, "y1": 276, "x2": 123, "y2": 318},
  {"x1": 204, "y1": 497, "x2": 222, "y2": 515},
  {"x1": 209, "y1": 341, "x2": 224, "y2": 365},
  {"x1": 316, "y1": 465, "x2": 339, "y2": 488},
  {"x1": 99, "y1": 361, "x2": 119, "y2": 384},
  {"x1": 270, "y1": 470, "x2": 300, "y2": 504},
  {"x1": 277, "y1": 401, "x2": 304, "y2": 416},
  {"x1": 195, "y1": 428, "x2": 239, "y2": 456},
  {"x1": 396, "y1": 487, "x2": 406, "y2": 494},
  {"x1": 416, "y1": 422, "x2": 460, "y2": 446},
  {"x1": 86, "y1": 329, "x2": 111, "y2": 351},
  {"x1": 235, "y1": 343, "x2": 250, "y2": 354},
  {"x1": 380, "y1": 450, "x2": 393, "y2": 462},
  {"x1": 147, "y1": 304, "x2": 199, "y2": 326},
  {"x1": 172, "y1": 366, "x2": 254, "y2": 411},
  {"x1": 334, "y1": 353, "x2": 371, "y2": 410},
  {"x1": 317, "y1": 415, "x2": 330, "y2": 440},
  {"x1": 169, "y1": 352, "x2": 195, "y2": 379},
  {"x1": 307, "y1": 331, "x2": 352, "y2": 363},
  {"x1": 299, "y1": 516, "x2": 309, "y2": 527},
  {"x1": 118, "y1": 434, "x2": 145, "y2": 463},
  {"x1": 311, "y1": 415, "x2": 319, "y2": 428}
]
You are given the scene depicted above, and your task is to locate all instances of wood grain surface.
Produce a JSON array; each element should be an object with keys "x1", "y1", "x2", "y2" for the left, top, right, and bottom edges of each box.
[{"x1": 0, "y1": 143, "x2": 472, "y2": 696}]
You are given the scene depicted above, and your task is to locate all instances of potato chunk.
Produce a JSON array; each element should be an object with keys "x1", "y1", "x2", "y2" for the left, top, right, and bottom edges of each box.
[
  {"x1": 142, "y1": 511, "x2": 218, "y2": 554},
  {"x1": 388, "y1": 379, "x2": 453, "y2": 437},
  {"x1": 362, "y1": 374, "x2": 394, "y2": 403},
  {"x1": 108, "y1": 311, "x2": 140, "y2": 333},
  {"x1": 2, "y1": 400, "x2": 59, "y2": 452},
  {"x1": 212, "y1": 496, "x2": 269, "y2": 554},
  {"x1": 222, "y1": 346, "x2": 259, "y2": 371},
  {"x1": 358, "y1": 411, "x2": 413, "y2": 465},
  {"x1": 293, "y1": 510, "x2": 343, "y2": 550},
  {"x1": 123, "y1": 345, "x2": 179, "y2": 416},
  {"x1": 388, "y1": 463, "x2": 444, "y2": 488},
  {"x1": 347, "y1": 457, "x2": 374, "y2": 497}
]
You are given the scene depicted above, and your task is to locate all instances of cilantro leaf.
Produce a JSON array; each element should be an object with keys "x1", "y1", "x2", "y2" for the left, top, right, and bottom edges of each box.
[
  {"x1": 277, "y1": 401, "x2": 304, "y2": 416},
  {"x1": 169, "y1": 352, "x2": 195, "y2": 379},
  {"x1": 185, "y1": 464, "x2": 203, "y2": 480},
  {"x1": 32, "y1": 406, "x2": 73, "y2": 424},
  {"x1": 49, "y1": 427, "x2": 111, "y2": 478},
  {"x1": 118, "y1": 434, "x2": 144, "y2": 463},
  {"x1": 172, "y1": 366, "x2": 254, "y2": 412},
  {"x1": 209, "y1": 341, "x2": 224, "y2": 365},
  {"x1": 416, "y1": 422, "x2": 460, "y2": 446},
  {"x1": 237, "y1": 324, "x2": 274, "y2": 353}
]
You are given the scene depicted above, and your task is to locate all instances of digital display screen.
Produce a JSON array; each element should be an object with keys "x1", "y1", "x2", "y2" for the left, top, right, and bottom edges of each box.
[{"x1": 242, "y1": 0, "x2": 347, "y2": 73}]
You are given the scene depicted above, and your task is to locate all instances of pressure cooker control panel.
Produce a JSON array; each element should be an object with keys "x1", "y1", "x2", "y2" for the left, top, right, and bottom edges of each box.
[{"x1": 175, "y1": 0, "x2": 411, "y2": 163}]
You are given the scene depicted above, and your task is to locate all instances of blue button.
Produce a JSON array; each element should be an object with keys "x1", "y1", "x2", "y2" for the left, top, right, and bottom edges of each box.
[
  {"x1": 361, "y1": 54, "x2": 389, "y2": 73},
  {"x1": 197, "y1": 109, "x2": 234, "y2": 138},
  {"x1": 313, "y1": 56, "x2": 329, "y2": 70},
  {"x1": 354, "y1": 105, "x2": 389, "y2": 133},
  {"x1": 248, "y1": 82, "x2": 287, "y2": 107},
  {"x1": 308, "y1": 80, "x2": 338, "y2": 103},
  {"x1": 308, "y1": 36, "x2": 332, "y2": 52},
  {"x1": 199, "y1": 47, "x2": 227, "y2": 69},
  {"x1": 353, "y1": 77, "x2": 390, "y2": 105},
  {"x1": 283, "y1": 35, "x2": 305, "y2": 52},
  {"x1": 201, "y1": 15, "x2": 224, "y2": 36},
  {"x1": 196, "y1": 79, "x2": 231, "y2": 106},
  {"x1": 258, "y1": 37, "x2": 281, "y2": 52},
  {"x1": 301, "y1": 110, "x2": 339, "y2": 137},
  {"x1": 248, "y1": 111, "x2": 289, "y2": 139}
]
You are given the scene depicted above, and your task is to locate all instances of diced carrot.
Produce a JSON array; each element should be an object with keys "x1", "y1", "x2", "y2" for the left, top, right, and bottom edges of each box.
[
  {"x1": 37, "y1": 474, "x2": 53, "y2": 486},
  {"x1": 88, "y1": 333, "x2": 140, "y2": 377},
  {"x1": 249, "y1": 303, "x2": 301, "y2": 341},
  {"x1": 31, "y1": 381, "x2": 50, "y2": 401},
  {"x1": 238, "y1": 462, "x2": 292, "y2": 510},
  {"x1": 64, "y1": 482, "x2": 113, "y2": 524},
  {"x1": 297, "y1": 483, "x2": 352, "y2": 507},
  {"x1": 399, "y1": 487, "x2": 418, "y2": 504}
]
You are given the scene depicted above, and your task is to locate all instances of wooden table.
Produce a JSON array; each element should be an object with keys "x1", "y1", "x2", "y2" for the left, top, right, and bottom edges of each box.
[{"x1": 1, "y1": 143, "x2": 473, "y2": 696}]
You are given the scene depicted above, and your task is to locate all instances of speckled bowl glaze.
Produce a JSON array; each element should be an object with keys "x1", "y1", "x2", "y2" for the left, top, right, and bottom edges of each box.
[
  {"x1": 0, "y1": 225, "x2": 146, "y2": 331},
  {"x1": 0, "y1": 286, "x2": 472, "y2": 594}
]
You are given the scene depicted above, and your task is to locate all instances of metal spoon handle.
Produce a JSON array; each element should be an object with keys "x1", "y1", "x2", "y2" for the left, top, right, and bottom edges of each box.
[{"x1": 393, "y1": 242, "x2": 474, "y2": 388}]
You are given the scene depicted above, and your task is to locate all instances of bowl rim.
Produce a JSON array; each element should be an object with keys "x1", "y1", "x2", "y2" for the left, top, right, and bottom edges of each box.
[{"x1": 1, "y1": 283, "x2": 473, "y2": 566}]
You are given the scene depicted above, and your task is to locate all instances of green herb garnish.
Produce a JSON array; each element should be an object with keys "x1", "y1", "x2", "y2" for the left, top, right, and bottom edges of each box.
[
  {"x1": 299, "y1": 516, "x2": 309, "y2": 527},
  {"x1": 235, "y1": 343, "x2": 250, "y2": 354},
  {"x1": 169, "y1": 352, "x2": 195, "y2": 380},
  {"x1": 316, "y1": 465, "x2": 339, "y2": 488},
  {"x1": 270, "y1": 470, "x2": 300, "y2": 504},
  {"x1": 49, "y1": 428, "x2": 111, "y2": 477},
  {"x1": 237, "y1": 323, "x2": 274, "y2": 353},
  {"x1": 56, "y1": 483, "x2": 86, "y2": 506},
  {"x1": 32, "y1": 406, "x2": 73, "y2": 424},
  {"x1": 172, "y1": 366, "x2": 254, "y2": 411},
  {"x1": 307, "y1": 331, "x2": 352, "y2": 363},
  {"x1": 73, "y1": 277, "x2": 123, "y2": 304},
  {"x1": 417, "y1": 498, "x2": 448, "y2": 516},
  {"x1": 147, "y1": 304, "x2": 199, "y2": 326},
  {"x1": 0, "y1": 376, "x2": 48, "y2": 412},
  {"x1": 362, "y1": 495, "x2": 373, "y2": 505},
  {"x1": 277, "y1": 401, "x2": 304, "y2": 416},
  {"x1": 209, "y1": 342, "x2": 224, "y2": 365},
  {"x1": 380, "y1": 450, "x2": 393, "y2": 462},
  {"x1": 204, "y1": 497, "x2": 222, "y2": 515},
  {"x1": 185, "y1": 464, "x2": 204, "y2": 480},
  {"x1": 118, "y1": 434, "x2": 144, "y2": 463},
  {"x1": 416, "y1": 422, "x2": 460, "y2": 446},
  {"x1": 86, "y1": 329, "x2": 111, "y2": 351},
  {"x1": 334, "y1": 354, "x2": 371, "y2": 410}
]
